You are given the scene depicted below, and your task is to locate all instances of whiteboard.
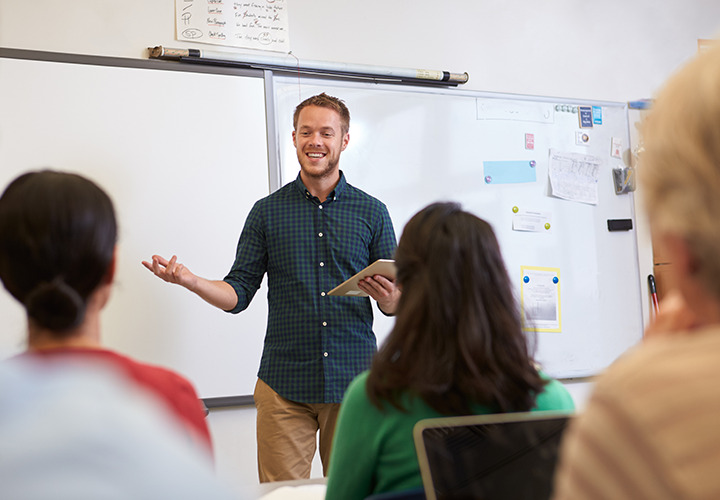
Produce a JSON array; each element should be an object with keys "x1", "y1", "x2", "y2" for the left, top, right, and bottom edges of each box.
[
  {"x1": 272, "y1": 76, "x2": 644, "y2": 379},
  {"x1": 0, "y1": 52, "x2": 270, "y2": 398}
]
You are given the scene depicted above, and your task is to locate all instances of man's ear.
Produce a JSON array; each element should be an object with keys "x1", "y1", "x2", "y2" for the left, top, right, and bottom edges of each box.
[
  {"x1": 657, "y1": 232, "x2": 700, "y2": 299},
  {"x1": 662, "y1": 234, "x2": 696, "y2": 276}
]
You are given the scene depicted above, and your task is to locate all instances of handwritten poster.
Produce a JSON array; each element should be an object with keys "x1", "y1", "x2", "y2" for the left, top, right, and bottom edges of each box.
[
  {"x1": 548, "y1": 149, "x2": 601, "y2": 205},
  {"x1": 176, "y1": 0, "x2": 290, "y2": 52}
]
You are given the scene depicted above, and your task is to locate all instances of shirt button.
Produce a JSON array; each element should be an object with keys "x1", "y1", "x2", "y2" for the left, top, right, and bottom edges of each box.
[
  {"x1": 319, "y1": 205, "x2": 323, "y2": 209},
  {"x1": 323, "y1": 352, "x2": 329, "y2": 357},
  {"x1": 318, "y1": 232, "x2": 323, "y2": 237},
  {"x1": 322, "y1": 321, "x2": 327, "y2": 327},
  {"x1": 321, "y1": 292, "x2": 326, "y2": 297},
  {"x1": 319, "y1": 262, "x2": 324, "y2": 267}
]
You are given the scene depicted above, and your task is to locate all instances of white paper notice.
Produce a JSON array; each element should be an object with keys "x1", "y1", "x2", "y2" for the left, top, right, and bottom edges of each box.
[
  {"x1": 176, "y1": 0, "x2": 290, "y2": 52},
  {"x1": 548, "y1": 149, "x2": 601, "y2": 205},
  {"x1": 512, "y1": 209, "x2": 552, "y2": 232},
  {"x1": 521, "y1": 266, "x2": 561, "y2": 332}
]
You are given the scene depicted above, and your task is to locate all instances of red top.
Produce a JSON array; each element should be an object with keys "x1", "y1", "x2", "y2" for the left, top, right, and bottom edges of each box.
[{"x1": 23, "y1": 347, "x2": 213, "y2": 453}]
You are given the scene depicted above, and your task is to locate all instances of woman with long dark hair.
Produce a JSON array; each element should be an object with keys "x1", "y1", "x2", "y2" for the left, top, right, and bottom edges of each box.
[
  {"x1": 0, "y1": 170, "x2": 212, "y2": 454},
  {"x1": 325, "y1": 202, "x2": 574, "y2": 499}
]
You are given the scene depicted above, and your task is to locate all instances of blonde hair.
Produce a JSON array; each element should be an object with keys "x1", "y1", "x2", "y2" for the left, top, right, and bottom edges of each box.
[{"x1": 640, "y1": 41, "x2": 720, "y2": 297}]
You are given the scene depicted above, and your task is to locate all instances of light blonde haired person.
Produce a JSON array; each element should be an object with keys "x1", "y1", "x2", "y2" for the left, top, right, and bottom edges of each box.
[{"x1": 553, "y1": 41, "x2": 720, "y2": 500}]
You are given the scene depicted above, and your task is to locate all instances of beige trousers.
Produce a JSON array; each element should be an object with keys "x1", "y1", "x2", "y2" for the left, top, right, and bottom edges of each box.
[{"x1": 253, "y1": 378, "x2": 341, "y2": 483}]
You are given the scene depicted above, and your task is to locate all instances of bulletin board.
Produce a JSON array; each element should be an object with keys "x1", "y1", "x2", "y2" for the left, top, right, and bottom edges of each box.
[{"x1": 271, "y1": 75, "x2": 644, "y2": 379}]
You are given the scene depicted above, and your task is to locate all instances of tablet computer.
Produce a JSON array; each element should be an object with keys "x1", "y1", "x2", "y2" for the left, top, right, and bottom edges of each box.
[{"x1": 327, "y1": 259, "x2": 396, "y2": 297}]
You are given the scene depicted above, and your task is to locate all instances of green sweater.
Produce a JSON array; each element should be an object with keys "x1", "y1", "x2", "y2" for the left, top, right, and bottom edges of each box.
[{"x1": 325, "y1": 370, "x2": 575, "y2": 500}]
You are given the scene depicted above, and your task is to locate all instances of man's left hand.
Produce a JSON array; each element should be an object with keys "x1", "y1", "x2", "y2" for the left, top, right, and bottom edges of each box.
[{"x1": 357, "y1": 275, "x2": 400, "y2": 315}]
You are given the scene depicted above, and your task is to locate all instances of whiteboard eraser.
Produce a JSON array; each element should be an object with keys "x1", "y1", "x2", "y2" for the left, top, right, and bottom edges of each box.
[{"x1": 607, "y1": 219, "x2": 633, "y2": 231}]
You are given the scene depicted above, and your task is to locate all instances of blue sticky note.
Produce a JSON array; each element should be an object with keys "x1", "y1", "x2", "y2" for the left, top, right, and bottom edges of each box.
[
  {"x1": 592, "y1": 106, "x2": 603, "y2": 125},
  {"x1": 483, "y1": 160, "x2": 537, "y2": 184}
]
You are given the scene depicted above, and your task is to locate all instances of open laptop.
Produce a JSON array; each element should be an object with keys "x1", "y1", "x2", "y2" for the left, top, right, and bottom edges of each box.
[{"x1": 413, "y1": 411, "x2": 573, "y2": 500}]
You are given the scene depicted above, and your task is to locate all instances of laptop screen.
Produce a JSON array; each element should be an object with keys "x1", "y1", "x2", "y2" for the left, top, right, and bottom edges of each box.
[{"x1": 413, "y1": 411, "x2": 573, "y2": 500}]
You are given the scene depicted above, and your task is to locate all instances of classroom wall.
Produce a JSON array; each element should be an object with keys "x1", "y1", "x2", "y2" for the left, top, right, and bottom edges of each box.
[
  {"x1": 2, "y1": 0, "x2": 719, "y2": 494},
  {"x1": 3, "y1": 0, "x2": 719, "y2": 100}
]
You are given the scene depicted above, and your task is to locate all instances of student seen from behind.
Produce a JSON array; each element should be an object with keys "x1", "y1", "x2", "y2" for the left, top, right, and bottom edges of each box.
[
  {"x1": 0, "y1": 170, "x2": 212, "y2": 455},
  {"x1": 325, "y1": 202, "x2": 575, "y2": 500},
  {"x1": 552, "y1": 40, "x2": 720, "y2": 500}
]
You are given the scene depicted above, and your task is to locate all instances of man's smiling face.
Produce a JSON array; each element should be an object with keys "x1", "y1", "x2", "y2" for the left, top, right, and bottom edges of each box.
[{"x1": 292, "y1": 105, "x2": 349, "y2": 182}]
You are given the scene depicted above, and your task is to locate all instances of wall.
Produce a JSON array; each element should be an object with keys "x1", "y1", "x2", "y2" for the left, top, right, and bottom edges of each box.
[
  {"x1": 285, "y1": 0, "x2": 720, "y2": 102},
  {"x1": 1, "y1": 0, "x2": 719, "y2": 494},
  {"x1": 3, "y1": 1, "x2": 720, "y2": 101}
]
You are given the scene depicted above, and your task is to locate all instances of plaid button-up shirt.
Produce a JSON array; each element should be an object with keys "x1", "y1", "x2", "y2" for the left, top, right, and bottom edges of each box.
[{"x1": 224, "y1": 172, "x2": 396, "y2": 403}]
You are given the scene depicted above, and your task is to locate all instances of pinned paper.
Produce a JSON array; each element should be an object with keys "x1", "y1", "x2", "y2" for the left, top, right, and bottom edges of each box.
[
  {"x1": 592, "y1": 106, "x2": 603, "y2": 125},
  {"x1": 575, "y1": 131, "x2": 590, "y2": 146},
  {"x1": 483, "y1": 160, "x2": 537, "y2": 184},
  {"x1": 611, "y1": 137, "x2": 623, "y2": 158},
  {"x1": 512, "y1": 208, "x2": 552, "y2": 232},
  {"x1": 175, "y1": 0, "x2": 290, "y2": 52},
  {"x1": 548, "y1": 149, "x2": 601, "y2": 205},
  {"x1": 578, "y1": 106, "x2": 593, "y2": 128},
  {"x1": 521, "y1": 266, "x2": 561, "y2": 332},
  {"x1": 525, "y1": 133, "x2": 535, "y2": 150}
]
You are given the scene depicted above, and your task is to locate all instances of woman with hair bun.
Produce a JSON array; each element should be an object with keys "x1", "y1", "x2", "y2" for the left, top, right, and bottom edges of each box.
[{"x1": 0, "y1": 170, "x2": 212, "y2": 454}]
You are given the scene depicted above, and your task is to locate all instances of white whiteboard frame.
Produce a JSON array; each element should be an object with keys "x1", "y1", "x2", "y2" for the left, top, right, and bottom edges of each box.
[
  {"x1": 0, "y1": 51, "x2": 650, "y2": 406},
  {"x1": 269, "y1": 72, "x2": 648, "y2": 381}
]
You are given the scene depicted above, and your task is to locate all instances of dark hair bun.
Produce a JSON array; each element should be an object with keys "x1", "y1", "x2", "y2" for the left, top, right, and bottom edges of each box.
[{"x1": 24, "y1": 278, "x2": 85, "y2": 331}]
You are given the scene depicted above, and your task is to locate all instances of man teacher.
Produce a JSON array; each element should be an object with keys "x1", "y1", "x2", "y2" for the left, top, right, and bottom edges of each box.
[{"x1": 143, "y1": 93, "x2": 399, "y2": 482}]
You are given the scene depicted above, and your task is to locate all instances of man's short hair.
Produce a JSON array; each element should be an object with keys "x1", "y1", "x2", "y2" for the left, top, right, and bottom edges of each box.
[{"x1": 293, "y1": 93, "x2": 350, "y2": 135}]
